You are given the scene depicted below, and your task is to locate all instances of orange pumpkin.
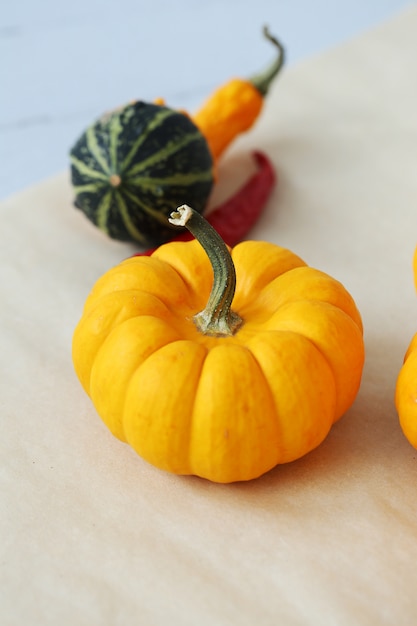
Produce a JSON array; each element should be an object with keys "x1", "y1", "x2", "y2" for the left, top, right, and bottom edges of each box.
[
  {"x1": 395, "y1": 246, "x2": 417, "y2": 448},
  {"x1": 72, "y1": 206, "x2": 365, "y2": 482}
]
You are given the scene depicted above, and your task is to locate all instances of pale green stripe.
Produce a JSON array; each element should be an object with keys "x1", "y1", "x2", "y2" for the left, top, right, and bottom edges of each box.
[
  {"x1": 96, "y1": 191, "x2": 113, "y2": 231},
  {"x1": 122, "y1": 188, "x2": 169, "y2": 226},
  {"x1": 128, "y1": 169, "x2": 213, "y2": 188},
  {"x1": 125, "y1": 132, "x2": 203, "y2": 179},
  {"x1": 116, "y1": 192, "x2": 149, "y2": 243},
  {"x1": 72, "y1": 182, "x2": 106, "y2": 195},
  {"x1": 86, "y1": 125, "x2": 111, "y2": 175},
  {"x1": 120, "y1": 107, "x2": 175, "y2": 173},
  {"x1": 108, "y1": 113, "x2": 123, "y2": 172},
  {"x1": 70, "y1": 155, "x2": 108, "y2": 182}
]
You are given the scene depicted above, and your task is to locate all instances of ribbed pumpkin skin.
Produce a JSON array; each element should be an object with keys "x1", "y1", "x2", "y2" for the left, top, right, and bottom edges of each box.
[
  {"x1": 395, "y1": 247, "x2": 417, "y2": 449},
  {"x1": 70, "y1": 101, "x2": 214, "y2": 246},
  {"x1": 72, "y1": 239, "x2": 365, "y2": 483},
  {"x1": 395, "y1": 333, "x2": 417, "y2": 448}
]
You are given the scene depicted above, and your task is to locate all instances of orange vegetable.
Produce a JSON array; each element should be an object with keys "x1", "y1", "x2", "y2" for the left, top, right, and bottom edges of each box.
[
  {"x1": 192, "y1": 27, "x2": 284, "y2": 161},
  {"x1": 395, "y1": 247, "x2": 417, "y2": 448},
  {"x1": 72, "y1": 206, "x2": 364, "y2": 483}
]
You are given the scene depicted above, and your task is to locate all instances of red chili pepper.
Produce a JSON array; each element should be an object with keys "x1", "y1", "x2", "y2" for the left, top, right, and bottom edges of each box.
[{"x1": 133, "y1": 150, "x2": 276, "y2": 256}]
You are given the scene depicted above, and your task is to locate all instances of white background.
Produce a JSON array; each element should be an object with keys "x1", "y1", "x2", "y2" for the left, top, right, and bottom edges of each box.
[{"x1": 0, "y1": 0, "x2": 413, "y2": 200}]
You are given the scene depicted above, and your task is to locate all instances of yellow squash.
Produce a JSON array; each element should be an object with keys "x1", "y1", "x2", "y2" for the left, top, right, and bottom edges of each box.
[
  {"x1": 395, "y1": 246, "x2": 417, "y2": 448},
  {"x1": 73, "y1": 206, "x2": 365, "y2": 483},
  {"x1": 192, "y1": 27, "x2": 284, "y2": 162}
]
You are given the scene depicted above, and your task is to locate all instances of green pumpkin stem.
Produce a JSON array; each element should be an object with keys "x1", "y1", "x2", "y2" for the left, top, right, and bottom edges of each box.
[
  {"x1": 169, "y1": 205, "x2": 243, "y2": 337},
  {"x1": 249, "y1": 26, "x2": 285, "y2": 97}
]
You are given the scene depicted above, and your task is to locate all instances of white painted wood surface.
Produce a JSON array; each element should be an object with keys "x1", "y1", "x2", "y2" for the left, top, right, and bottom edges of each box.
[{"x1": 0, "y1": 0, "x2": 412, "y2": 200}]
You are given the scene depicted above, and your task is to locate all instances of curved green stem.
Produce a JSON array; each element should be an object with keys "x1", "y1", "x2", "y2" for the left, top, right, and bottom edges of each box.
[
  {"x1": 250, "y1": 26, "x2": 285, "y2": 96},
  {"x1": 169, "y1": 205, "x2": 243, "y2": 337}
]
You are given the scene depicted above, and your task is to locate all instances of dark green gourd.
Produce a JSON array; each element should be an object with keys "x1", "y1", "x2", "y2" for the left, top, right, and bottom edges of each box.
[{"x1": 70, "y1": 101, "x2": 214, "y2": 246}]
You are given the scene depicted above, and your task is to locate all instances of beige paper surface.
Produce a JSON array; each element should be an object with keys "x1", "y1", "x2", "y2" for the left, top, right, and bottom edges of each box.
[{"x1": 2, "y1": 6, "x2": 417, "y2": 625}]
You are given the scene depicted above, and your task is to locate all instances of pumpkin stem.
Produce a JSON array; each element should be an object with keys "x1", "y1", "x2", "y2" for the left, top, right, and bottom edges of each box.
[
  {"x1": 169, "y1": 205, "x2": 243, "y2": 337},
  {"x1": 250, "y1": 26, "x2": 285, "y2": 97}
]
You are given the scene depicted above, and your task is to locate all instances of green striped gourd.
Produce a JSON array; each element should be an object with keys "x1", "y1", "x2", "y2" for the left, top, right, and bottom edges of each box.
[{"x1": 70, "y1": 101, "x2": 214, "y2": 246}]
